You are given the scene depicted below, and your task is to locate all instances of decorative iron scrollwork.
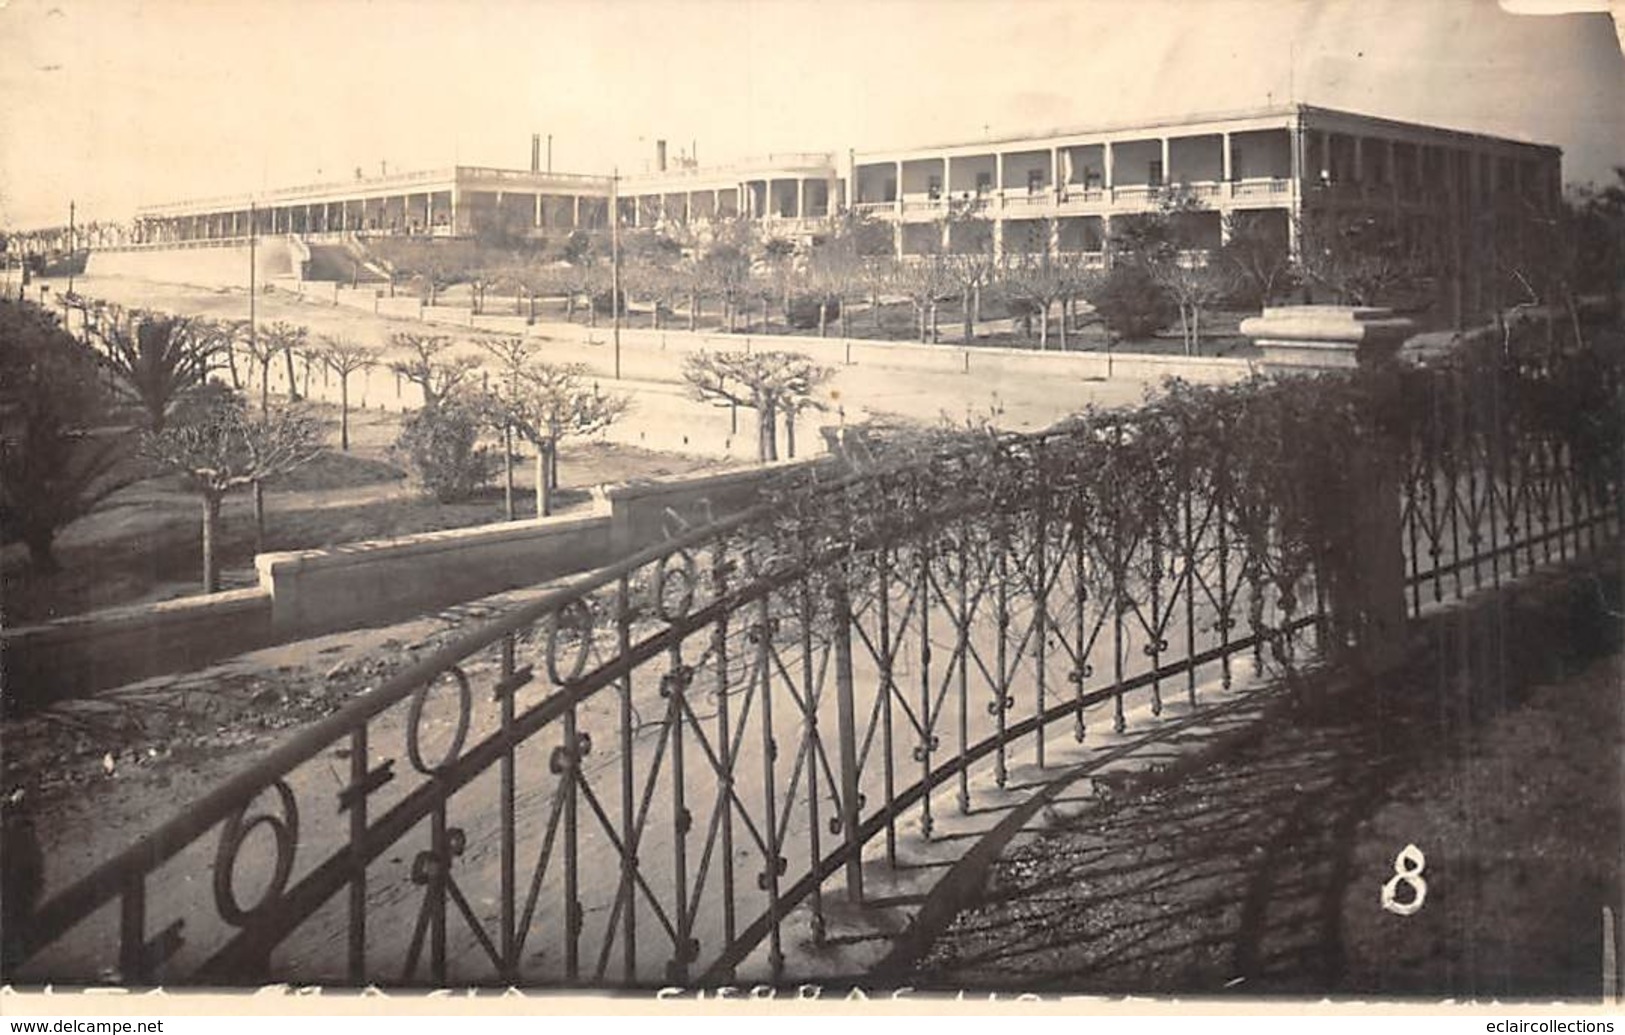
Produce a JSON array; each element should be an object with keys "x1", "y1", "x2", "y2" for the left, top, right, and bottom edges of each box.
[
  {"x1": 911, "y1": 735, "x2": 941, "y2": 763},
  {"x1": 545, "y1": 599, "x2": 595, "y2": 685},
  {"x1": 658, "y1": 665, "x2": 695, "y2": 699},
  {"x1": 549, "y1": 731, "x2": 594, "y2": 774},
  {"x1": 213, "y1": 780, "x2": 299, "y2": 927},
  {"x1": 407, "y1": 666, "x2": 472, "y2": 776}
]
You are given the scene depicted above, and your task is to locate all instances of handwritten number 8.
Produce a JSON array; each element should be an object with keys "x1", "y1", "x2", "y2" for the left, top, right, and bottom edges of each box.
[{"x1": 1381, "y1": 843, "x2": 1427, "y2": 916}]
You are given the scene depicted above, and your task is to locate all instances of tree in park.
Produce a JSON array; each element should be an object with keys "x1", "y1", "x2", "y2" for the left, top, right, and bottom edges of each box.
[
  {"x1": 1292, "y1": 210, "x2": 1426, "y2": 309},
  {"x1": 1086, "y1": 262, "x2": 1175, "y2": 345},
  {"x1": 1112, "y1": 188, "x2": 1224, "y2": 354},
  {"x1": 194, "y1": 316, "x2": 248, "y2": 391},
  {"x1": 692, "y1": 216, "x2": 755, "y2": 333},
  {"x1": 500, "y1": 259, "x2": 557, "y2": 325},
  {"x1": 393, "y1": 397, "x2": 497, "y2": 504},
  {"x1": 141, "y1": 389, "x2": 323, "y2": 593},
  {"x1": 240, "y1": 320, "x2": 307, "y2": 415},
  {"x1": 388, "y1": 331, "x2": 481, "y2": 409},
  {"x1": 1153, "y1": 258, "x2": 1230, "y2": 355},
  {"x1": 90, "y1": 304, "x2": 225, "y2": 432},
  {"x1": 477, "y1": 336, "x2": 539, "y2": 520},
  {"x1": 682, "y1": 350, "x2": 833, "y2": 462},
  {"x1": 505, "y1": 365, "x2": 627, "y2": 517},
  {"x1": 312, "y1": 335, "x2": 377, "y2": 451},
  {"x1": 1570, "y1": 166, "x2": 1625, "y2": 319},
  {"x1": 0, "y1": 299, "x2": 130, "y2": 572},
  {"x1": 999, "y1": 246, "x2": 1080, "y2": 350},
  {"x1": 1217, "y1": 211, "x2": 1296, "y2": 310},
  {"x1": 890, "y1": 251, "x2": 958, "y2": 344},
  {"x1": 476, "y1": 337, "x2": 630, "y2": 517},
  {"x1": 942, "y1": 200, "x2": 997, "y2": 343}
]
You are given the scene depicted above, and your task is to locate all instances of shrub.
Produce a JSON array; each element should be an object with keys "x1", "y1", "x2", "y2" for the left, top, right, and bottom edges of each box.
[
  {"x1": 591, "y1": 288, "x2": 626, "y2": 317},
  {"x1": 393, "y1": 400, "x2": 497, "y2": 502},
  {"x1": 784, "y1": 294, "x2": 841, "y2": 330},
  {"x1": 1088, "y1": 264, "x2": 1175, "y2": 342}
]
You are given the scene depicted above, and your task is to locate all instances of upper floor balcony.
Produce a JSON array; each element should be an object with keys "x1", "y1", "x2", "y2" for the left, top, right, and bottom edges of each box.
[{"x1": 857, "y1": 176, "x2": 1297, "y2": 222}]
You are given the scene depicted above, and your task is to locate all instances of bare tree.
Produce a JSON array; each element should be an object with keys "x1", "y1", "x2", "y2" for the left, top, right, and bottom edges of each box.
[
  {"x1": 388, "y1": 331, "x2": 481, "y2": 409},
  {"x1": 507, "y1": 363, "x2": 629, "y2": 516},
  {"x1": 1293, "y1": 211, "x2": 1422, "y2": 308},
  {"x1": 312, "y1": 335, "x2": 377, "y2": 451},
  {"x1": 141, "y1": 391, "x2": 323, "y2": 593},
  {"x1": 807, "y1": 213, "x2": 890, "y2": 339},
  {"x1": 999, "y1": 248, "x2": 1080, "y2": 350},
  {"x1": 242, "y1": 320, "x2": 307, "y2": 416},
  {"x1": 682, "y1": 350, "x2": 833, "y2": 462},
  {"x1": 890, "y1": 254, "x2": 957, "y2": 343},
  {"x1": 1218, "y1": 212, "x2": 1295, "y2": 309},
  {"x1": 942, "y1": 198, "x2": 997, "y2": 342},
  {"x1": 477, "y1": 336, "x2": 542, "y2": 520},
  {"x1": 1151, "y1": 258, "x2": 1229, "y2": 354}
]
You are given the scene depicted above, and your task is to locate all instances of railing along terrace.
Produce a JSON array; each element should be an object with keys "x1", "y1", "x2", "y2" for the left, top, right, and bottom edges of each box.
[
  {"x1": 1399, "y1": 320, "x2": 1624, "y2": 615},
  {"x1": 9, "y1": 326, "x2": 1619, "y2": 989}
]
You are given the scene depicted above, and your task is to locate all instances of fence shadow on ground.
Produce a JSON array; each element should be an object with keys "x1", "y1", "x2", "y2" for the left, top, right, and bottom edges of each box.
[{"x1": 902, "y1": 564, "x2": 1622, "y2": 999}]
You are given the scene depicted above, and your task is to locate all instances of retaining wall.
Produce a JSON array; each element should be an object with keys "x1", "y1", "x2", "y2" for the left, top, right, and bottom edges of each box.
[
  {"x1": 256, "y1": 511, "x2": 614, "y2": 638},
  {"x1": 2, "y1": 458, "x2": 815, "y2": 707},
  {"x1": 86, "y1": 240, "x2": 294, "y2": 290},
  {"x1": 605, "y1": 457, "x2": 828, "y2": 556},
  {"x1": 1, "y1": 589, "x2": 275, "y2": 712}
]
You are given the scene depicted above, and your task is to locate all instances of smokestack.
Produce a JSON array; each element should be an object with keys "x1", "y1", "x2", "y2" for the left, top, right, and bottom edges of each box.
[
  {"x1": 656, "y1": 139, "x2": 667, "y2": 172},
  {"x1": 531, "y1": 134, "x2": 541, "y2": 173}
]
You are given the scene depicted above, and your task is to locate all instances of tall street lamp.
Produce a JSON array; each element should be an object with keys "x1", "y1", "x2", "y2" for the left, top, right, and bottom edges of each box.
[{"x1": 611, "y1": 167, "x2": 622, "y2": 380}]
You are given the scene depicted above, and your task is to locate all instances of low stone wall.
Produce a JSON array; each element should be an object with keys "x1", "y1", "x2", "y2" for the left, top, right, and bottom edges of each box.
[
  {"x1": 3, "y1": 461, "x2": 809, "y2": 706},
  {"x1": 1, "y1": 589, "x2": 274, "y2": 712},
  {"x1": 86, "y1": 240, "x2": 294, "y2": 290},
  {"x1": 605, "y1": 457, "x2": 828, "y2": 556},
  {"x1": 256, "y1": 511, "x2": 614, "y2": 638}
]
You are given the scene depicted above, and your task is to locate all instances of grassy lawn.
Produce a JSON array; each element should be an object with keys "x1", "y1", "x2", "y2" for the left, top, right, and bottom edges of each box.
[{"x1": 0, "y1": 400, "x2": 733, "y2": 625}]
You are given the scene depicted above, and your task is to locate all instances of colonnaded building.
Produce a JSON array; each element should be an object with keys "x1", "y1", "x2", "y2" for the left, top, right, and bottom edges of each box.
[{"x1": 13, "y1": 103, "x2": 1562, "y2": 271}]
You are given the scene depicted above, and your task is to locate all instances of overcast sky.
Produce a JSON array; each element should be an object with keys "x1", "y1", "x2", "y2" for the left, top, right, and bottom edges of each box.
[{"x1": 0, "y1": 0, "x2": 1620, "y2": 228}]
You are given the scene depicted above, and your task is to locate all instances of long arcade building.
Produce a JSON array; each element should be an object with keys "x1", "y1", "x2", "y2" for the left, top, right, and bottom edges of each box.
[{"x1": 23, "y1": 104, "x2": 1562, "y2": 266}]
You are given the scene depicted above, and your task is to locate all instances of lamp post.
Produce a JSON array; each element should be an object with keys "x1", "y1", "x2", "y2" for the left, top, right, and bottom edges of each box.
[
  {"x1": 611, "y1": 166, "x2": 622, "y2": 380},
  {"x1": 249, "y1": 201, "x2": 257, "y2": 348},
  {"x1": 66, "y1": 200, "x2": 75, "y2": 295}
]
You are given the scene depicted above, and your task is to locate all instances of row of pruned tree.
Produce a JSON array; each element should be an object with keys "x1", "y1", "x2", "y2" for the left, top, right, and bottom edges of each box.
[
  {"x1": 3, "y1": 300, "x2": 634, "y2": 597},
  {"x1": 384, "y1": 331, "x2": 629, "y2": 517},
  {"x1": 375, "y1": 173, "x2": 1625, "y2": 353}
]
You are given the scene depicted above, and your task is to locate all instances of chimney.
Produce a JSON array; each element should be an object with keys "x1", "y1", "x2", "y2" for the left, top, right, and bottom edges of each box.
[
  {"x1": 656, "y1": 139, "x2": 667, "y2": 172},
  {"x1": 531, "y1": 134, "x2": 541, "y2": 173}
]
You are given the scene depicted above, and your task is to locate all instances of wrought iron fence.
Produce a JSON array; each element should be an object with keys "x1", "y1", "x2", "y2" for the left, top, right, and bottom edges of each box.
[
  {"x1": 10, "y1": 323, "x2": 1619, "y2": 988},
  {"x1": 1400, "y1": 327, "x2": 1624, "y2": 614}
]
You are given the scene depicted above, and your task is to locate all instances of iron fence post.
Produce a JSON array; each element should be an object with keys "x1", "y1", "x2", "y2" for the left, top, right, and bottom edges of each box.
[{"x1": 831, "y1": 576, "x2": 864, "y2": 904}]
